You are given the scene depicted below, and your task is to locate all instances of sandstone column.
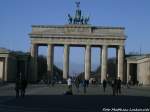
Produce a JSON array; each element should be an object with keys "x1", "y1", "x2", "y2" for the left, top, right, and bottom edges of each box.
[
  {"x1": 85, "y1": 45, "x2": 91, "y2": 80},
  {"x1": 24, "y1": 60, "x2": 28, "y2": 79},
  {"x1": 99, "y1": 47, "x2": 102, "y2": 82},
  {"x1": 47, "y1": 44, "x2": 54, "y2": 83},
  {"x1": 127, "y1": 62, "x2": 130, "y2": 83},
  {"x1": 118, "y1": 45, "x2": 124, "y2": 81},
  {"x1": 4, "y1": 57, "x2": 8, "y2": 81},
  {"x1": 63, "y1": 44, "x2": 69, "y2": 79},
  {"x1": 101, "y1": 45, "x2": 107, "y2": 83},
  {"x1": 137, "y1": 64, "x2": 140, "y2": 84},
  {"x1": 116, "y1": 47, "x2": 118, "y2": 78},
  {"x1": 31, "y1": 44, "x2": 38, "y2": 82}
]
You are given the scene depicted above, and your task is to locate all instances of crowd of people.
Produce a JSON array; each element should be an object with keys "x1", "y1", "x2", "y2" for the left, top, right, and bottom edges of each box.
[
  {"x1": 64, "y1": 77, "x2": 90, "y2": 95},
  {"x1": 110, "y1": 77, "x2": 122, "y2": 96},
  {"x1": 14, "y1": 74, "x2": 123, "y2": 96},
  {"x1": 64, "y1": 76, "x2": 122, "y2": 96}
]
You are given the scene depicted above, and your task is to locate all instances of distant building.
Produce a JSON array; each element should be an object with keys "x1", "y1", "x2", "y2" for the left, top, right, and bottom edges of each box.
[
  {"x1": 126, "y1": 54, "x2": 150, "y2": 85},
  {"x1": 0, "y1": 48, "x2": 63, "y2": 83},
  {"x1": 0, "y1": 48, "x2": 30, "y2": 82}
]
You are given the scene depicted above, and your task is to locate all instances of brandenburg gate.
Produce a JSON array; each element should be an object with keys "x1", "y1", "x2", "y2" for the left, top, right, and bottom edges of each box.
[{"x1": 29, "y1": 2, "x2": 126, "y2": 83}]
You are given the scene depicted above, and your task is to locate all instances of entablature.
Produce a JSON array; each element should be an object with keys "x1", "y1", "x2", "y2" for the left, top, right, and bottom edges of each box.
[{"x1": 30, "y1": 24, "x2": 125, "y2": 38}]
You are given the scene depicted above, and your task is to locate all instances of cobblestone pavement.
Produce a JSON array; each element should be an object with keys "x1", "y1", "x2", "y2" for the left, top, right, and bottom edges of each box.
[{"x1": 0, "y1": 84, "x2": 150, "y2": 112}]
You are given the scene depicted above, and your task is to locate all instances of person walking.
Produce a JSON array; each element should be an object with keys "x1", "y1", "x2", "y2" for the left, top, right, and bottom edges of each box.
[
  {"x1": 83, "y1": 79, "x2": 87, "y2": 94},
  {"x1": 67, "y1": 77, "x2": 72, "y2": 88},
  {"x1": 86, "y1": 80, "x2": 89, "y2": 88},
  {"x1": 75, "y1": 77, "x2": 80, "y2": 93},
  {"x1": 111, "y1": 78, "x2": 117, "y2": 96},
  {"x1": 21, "y1": 79, "x2": 28, "y2": 97},
  {"x1": 102, "y1": 79, "x2": 107, "y2": 93},
  {"x1": 116, "y1": 77, "x2": 121, "y2": 95},
  {"x1": 67, "y1": 77, "x2": 72, "y2": 91},
  {"x1": 15, "y1": 78, "x2": 21, "y2": 98}
]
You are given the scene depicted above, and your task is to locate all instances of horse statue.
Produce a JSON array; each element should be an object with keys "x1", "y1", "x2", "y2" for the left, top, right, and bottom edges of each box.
[
  {"x1": 68, "y1": 14, "x2": 73, "y2": 24},
  {"x1": 67, "y1": 2, "x2": 90, "y2": 25},
  {"x1": 84, "y1": 16, "x2": 90, "y2": 24},
  {"x1": 73, "y1": 7, "x2": 82, "y2": 24}
]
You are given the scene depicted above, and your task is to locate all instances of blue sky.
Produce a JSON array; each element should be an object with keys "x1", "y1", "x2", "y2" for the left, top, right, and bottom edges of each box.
[{"x1": 0, "y1": 0, "x2": 150, "y2": 74}]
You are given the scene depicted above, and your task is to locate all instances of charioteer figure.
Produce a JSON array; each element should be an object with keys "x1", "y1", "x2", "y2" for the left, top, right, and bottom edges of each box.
[{"x1": 68, "y1": 2, "x2": 90, "y2": 25}]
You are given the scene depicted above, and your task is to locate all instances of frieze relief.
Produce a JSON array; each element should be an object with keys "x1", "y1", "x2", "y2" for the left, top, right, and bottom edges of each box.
[
  {"x1": 32, "y1": 37, "x2": 124, "y2": 46},
  {"x1": 64, "y1": 27, "x2": 91, "y2": 34}
]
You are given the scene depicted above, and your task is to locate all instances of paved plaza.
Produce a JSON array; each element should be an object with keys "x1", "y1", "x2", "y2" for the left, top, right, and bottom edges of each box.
[{"x1": 0, "y1": 83, "x2": 150, "y2": 112}]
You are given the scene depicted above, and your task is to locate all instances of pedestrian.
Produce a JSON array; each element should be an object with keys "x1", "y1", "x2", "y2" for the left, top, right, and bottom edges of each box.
[
  {"x1": 67, "y1": 77, "x2": 72, "y2": 89},
  {"x1": 15, "y1": 78, "x2": 21, "y2": 98},
  {"x1": 83, "y1": 79, "x2": 87, "y2": 94},
  {"x1": 102, "y1": 79, "x2": 107, "y2": 93},
  {"x1": 111, "y1": 78, "x2": 117, "y2": 96},
  {"x1": 126, "y1": 81, "x2": 130, "y2": 89},
  {"x1": 65, "y1": 77, "x2": 72, "y2": 95},
  {"x1": 75, "y1": 77, "x2": 80, "y2": 93},
  {"x1": 21, "y1": 79, "x2": 28, "y2": 97},
  {"x1": 116, "y1": 77, "x2": 121, "y2": 95},
  {"x1": 51, "y1": 79, "x2": 55, "y2": 87},
  {"x1": 86, "y1": 80, "x2": 89, "y2": 87}
]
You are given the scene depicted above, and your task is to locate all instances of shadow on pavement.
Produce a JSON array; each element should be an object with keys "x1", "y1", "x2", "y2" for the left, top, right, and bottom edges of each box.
[{"x1": 0, "y1": 95, "x2": 150, "y2": 112}]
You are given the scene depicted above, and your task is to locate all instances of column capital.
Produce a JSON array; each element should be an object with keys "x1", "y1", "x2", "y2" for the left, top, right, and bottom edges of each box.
[
  {"x1": 118, "y1": 45, "x2": 124, "y2": 49},
  {"x1": 102, "y1": 45, "x2": 108, "y2": 49},
  {"x1": 84, "y1": 45, "x2": 91, "y2": 49},
  {"x1": 85, "y1": 45, "x2": 91, "y2": 50},
  {"x1": 31, "y1": 44, "x2": 38, "y2": 57},
  {"x1": 48, "y1": 44, "x2": 54, "y2": 46},
  {"x1": 64, "y1": 44, "x2": 70, "y2": 46},
  {"x1": 31, "y1": 43, "x2": 38, "y2": 47},
  {"x1": 103, "y1": 44, "x2": 108, "y2": 46},
  {"x1": 86, "y1": 44, "x2": 91, "y2": 46}
]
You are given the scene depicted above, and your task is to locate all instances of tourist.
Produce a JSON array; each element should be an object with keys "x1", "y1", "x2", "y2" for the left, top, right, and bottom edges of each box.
[
  {"x1": 21, "y1": 79, "x2": 28, "y2": 97},
  {"x1": 83, "y1": 79, "x2": 87, "y2": 94},
  {"x1": 116, "y1": 77, "x2": 121, "y2": 95},
  {"x1": 111, "y1": 78, "x2": 117, "y2": 96},
  {"x1": 51, "y1": 79, "x2": 55, "y2": 87},
  {"x1": 86, "y1": 80, "x2": 89, "y2": 87},
  {"x1": 102, "y1": 79, "x2": 107, "y2": 93},
  {"x1": 126, "y1": 81, "x2": 130, "y2": 89},
  {"x1": 65, "y1": 77, "x2": 72, "y2": 95},
  {"x1": 15, "y1": 78, "x2": 21, "y2": 98},
  {"x1": 75, "y1": 77, "x2": 80, "y2": 93},
  {"x1": 67, "y1": 77, "x2": 72, "y2": 89}
]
